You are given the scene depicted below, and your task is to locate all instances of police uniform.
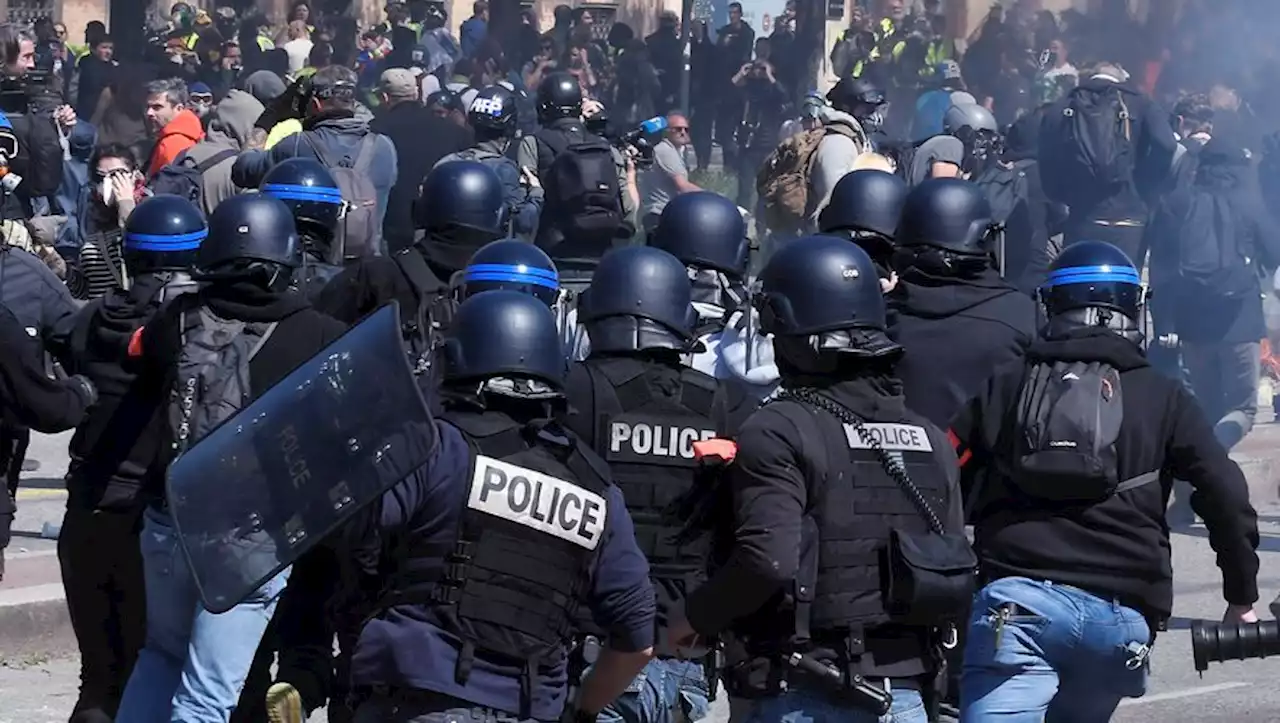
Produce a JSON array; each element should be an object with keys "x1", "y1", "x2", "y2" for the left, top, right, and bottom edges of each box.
[
  {"x1": 348, "y1": 290, "x2": 656, "y2": 723},
  {"x1": 677, "y1": 236, "x2": 969, "y2": 723},
  {"x1": 260, "y1": 157, "x2": 346, "y2": 302},
  {"x1": 563, "y1": 245, "x2": 726, "y2": 722}
]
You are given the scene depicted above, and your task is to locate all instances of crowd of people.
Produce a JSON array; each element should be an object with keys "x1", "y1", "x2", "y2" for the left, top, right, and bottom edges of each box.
[{"x1": 0, "y1": 0, "x2": 1277, "y2": 723}]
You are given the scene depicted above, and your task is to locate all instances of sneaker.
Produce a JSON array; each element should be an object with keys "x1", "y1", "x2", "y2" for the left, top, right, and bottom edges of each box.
[{"x1": 266, "y1": 682, "x2": 303, "y2": 723}]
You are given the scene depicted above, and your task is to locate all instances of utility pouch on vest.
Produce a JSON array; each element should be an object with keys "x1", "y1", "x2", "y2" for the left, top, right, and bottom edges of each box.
[{"x1": 781, "y1": 390, "x2": 977, "y2": 627}]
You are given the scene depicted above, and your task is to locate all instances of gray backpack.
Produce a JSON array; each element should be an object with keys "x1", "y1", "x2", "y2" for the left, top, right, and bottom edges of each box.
[
  {"x1": 168, "y1": 305, "x2": 278, "y2": 455},
  {"x1": 1011, "y1": 360, "x2": 1158, "y2": 502},
  {"x1": 305, "y1": 132, "x2": 382, "y2": 259}
]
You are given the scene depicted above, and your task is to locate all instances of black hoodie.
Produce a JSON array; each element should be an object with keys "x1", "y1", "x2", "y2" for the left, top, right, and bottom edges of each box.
[
  {"x1": 63, "y1": 275, "x2": 193, "y2": 510},
  {"x1": 137, "y1": 281, "x2": 348, "y2": 496},
  {"x1": 888, "y1": 267, "x2": 1037, "y2": 427},
  {"x1": 951, "y1": 327, "x2": 1260, "y2": 621}
]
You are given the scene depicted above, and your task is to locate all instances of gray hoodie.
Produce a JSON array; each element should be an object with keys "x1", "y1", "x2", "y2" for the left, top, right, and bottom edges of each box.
[
  {"x1": 688, "y1": 302, "x2": 779, "y2": 403},
  {"x1": 808, "y1": 107, "x2": 871, "y2": 224},
  {"x1": 184, "y1": 90, "x2": 265, "y2": 215}
]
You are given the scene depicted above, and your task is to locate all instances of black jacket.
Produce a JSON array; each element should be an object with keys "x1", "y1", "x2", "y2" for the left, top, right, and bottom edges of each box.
[
  {"x1": 3, "y1": 108, "x2": 64, "y2": 219},
  {"x1": 888, "y1": 267, "x2": 1037, "y2": 428},
  {"x1": 369, "y1": 102, "x2": 474, "y2": 253},
  {"x1": 1146, "y1": 141, "x2": 1280, "y2": 345},
  {"x1": 0, "y1": 300, "x2": 92, "y2": 434},
  {"x1": 1041, "y1": 77, "x2": 1177, "y2": 224},
  {"x1": 950, "y1": 327, "x2": 1260, "y2": 620},
  {"x1": 63, "y1": 275, "x2": 189, "y2": 510},
  {"x1": 138, "y1": 281, "x2": 348, "y2": 495},
  {"x1": 313, "y1": 245, "x2": 453, "y2": 326}
]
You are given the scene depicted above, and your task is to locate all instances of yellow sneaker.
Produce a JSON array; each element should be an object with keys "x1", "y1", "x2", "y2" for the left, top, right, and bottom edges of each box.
[{"x1": 265, "y1": 682, "x2": 303, "y2": 723}]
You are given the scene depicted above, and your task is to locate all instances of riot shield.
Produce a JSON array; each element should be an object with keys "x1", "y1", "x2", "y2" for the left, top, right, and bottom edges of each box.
[{"x1": 166, "y1": 302, "x2": 436, "y2": 613}]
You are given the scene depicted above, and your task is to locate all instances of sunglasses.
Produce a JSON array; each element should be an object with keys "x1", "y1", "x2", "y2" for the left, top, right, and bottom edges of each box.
[
  {"x1": 669, "y1": 126, "x2": 690, "y2": 133},
  {"x1": 191, "y1": 94, "x2": 214, "y2": 103}
]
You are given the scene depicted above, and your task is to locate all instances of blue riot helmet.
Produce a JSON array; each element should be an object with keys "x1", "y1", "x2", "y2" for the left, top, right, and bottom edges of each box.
[
  {"x1": 650, "y1": 192, "x2": 749, "y2": 279},
  {"x1": 1039, "y1": 241, "x2": 1144, "y2": 341},
  {"x1": 260, "y1": 157, "x2": 344, "y2": 262},
  {"x1": 756, "y1": 235, "x2": 901, "y2": 371},
  {"x1": 415, "y1": 160, "x2": 508, "y2": 235},
  {"x1": 199, "y1": 194, "x2": 301, "y2": 291},
  {"x1": 577, "y1": 246, "x2": 699, "y2": 353},
  {"x1": 460, "y1": 239, "x2": 560, "y2": 307},
  {"x1": 442, "y1": 290, "x2": 567, "y2": 391},
  {"x1": 819, "y1": 170, "x2": 909, "y2": 276},
  {"x1": 894, "y1": 178, "x2": 996, "y2": 276},
  {"x1": 123, "y1": 194, "x2": 208, "y2": 275}
]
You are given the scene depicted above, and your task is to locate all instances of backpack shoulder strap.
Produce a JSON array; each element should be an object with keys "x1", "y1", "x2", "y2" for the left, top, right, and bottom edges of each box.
[
  {"x1": 392, "y1": 246, "x2": 440, "y2": 300},
  {"x1": 303, "y1": 131, "x2": 337, "y2": 168},
  {"x1": 352, "y1": 132, "x2": 379, "y2": 174},
  {"x1": 248, "y1": 321, "x2": 279, "y2": 360},
  {"x1": 193, "y1": 147, "x2": 239, "y2": 174},
  {"x1": 1115, "y1": 471, "x2": 1160, "y2": 493}
]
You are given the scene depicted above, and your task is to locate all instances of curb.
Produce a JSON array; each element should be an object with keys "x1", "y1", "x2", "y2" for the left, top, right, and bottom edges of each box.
[{"x1": 0, "y1": 584, "x2": 75, "y2": 663}]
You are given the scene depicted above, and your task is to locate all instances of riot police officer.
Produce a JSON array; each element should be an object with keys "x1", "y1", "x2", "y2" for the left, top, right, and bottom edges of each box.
[
  {"x1": 516, "y1": 72, "x2": 635, "y2": 280},
  {"x1": 458, "y1": 238, "x2": 561, "y2": 308},
  {"x1": 560, "y1": 245, "x2": 726, "y2": 721},
  {"x1": 819, "y1": 169, "x2": 909, "y2": 292},
  {"x1": 888, "y1": 178, "x2": 1035, "y2": 427},
  {"x1": 436, "y1": 85, "x2": 543, "y2": 240},
  {"x1": 951, "y1": 241, "x2": 1259, "y2": 721},
  {"x1": 648, "y1": 191, "x2": 776, "y2": 432},
  {"x1": 260, "y1": 157, "x2": 345, "y2": 301},
  {"x1": 670, "y1": 236, "x2": 969, "y2": 723},
  {"x1": 315, "y1": 160, "x2": 507, "y2": 378},
  {"x1": 58, "y1": 194, "x2": 205, "y2": 721},
  {"x1": 348, "y1": 289, "x2": 655, "y2": 722}
]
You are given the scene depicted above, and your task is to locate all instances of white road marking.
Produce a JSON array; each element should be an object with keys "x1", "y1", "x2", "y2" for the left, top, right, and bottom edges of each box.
[{"x1": 1118, "y1": 682, "x2": 1251, "y2": 707}]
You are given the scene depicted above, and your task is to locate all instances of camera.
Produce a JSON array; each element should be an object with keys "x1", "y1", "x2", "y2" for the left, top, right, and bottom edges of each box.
[
  {"x1": 1190, "y1": 619, "x2": 1280, "y2": 672},
  {"x1": 586, "y1": 114, "x2": 668, "y2": 168}
]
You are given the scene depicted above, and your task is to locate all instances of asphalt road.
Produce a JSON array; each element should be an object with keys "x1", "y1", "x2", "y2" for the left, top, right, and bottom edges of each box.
[{"x1": 5, "y1": 433, "x2": 1280, "y2": 723}]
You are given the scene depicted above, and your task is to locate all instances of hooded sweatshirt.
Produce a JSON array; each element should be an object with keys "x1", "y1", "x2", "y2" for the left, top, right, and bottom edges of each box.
[
  {"x1": 688, "y1": 302, "x2": 779, "y2": 406},
  {"x1": 147, "y1": 108, "x2": 206, "y2": 178},
  {"x1": 888, "y1": 267, "x2": 1036, "y2": 427},
  {"x1": 184, "y1": 90, "x2": 266, "y2": 215}
]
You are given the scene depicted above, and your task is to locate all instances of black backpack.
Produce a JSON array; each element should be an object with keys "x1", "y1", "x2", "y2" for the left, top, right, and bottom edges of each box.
[
  {"x1": 148, "y1": 149, "x2": 238, "y2": 217},
  {"x1": 1041, "y1": 85, "x2": 1135, "y2": 191},
  {"x1": 974, "y1": 159, "x2": 1033, "y2": 226},
  {"x1": 544, "y1": 135, "x2": 623, "y2": 242},
  {"x1": 1009, "y1": 360, "x2": 1158, "y2": 502},
  {"x1": 1173, "y1": 189, "x2": 1254, "y2": 299},
  {"x1": 392, "y1": 247, "x2": 457, "y2": 385}
]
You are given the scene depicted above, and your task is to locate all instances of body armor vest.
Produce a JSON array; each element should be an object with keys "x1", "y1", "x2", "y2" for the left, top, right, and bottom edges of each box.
[
  {"x1": 767, "y1": 397, "x2": 955, "y2": 636},
  {"x1": 377, "y1": 408, "x2": 610, "y2": 714},
  {"x1": 581, "y1": 358, "x2": 719, "y2": 579}
]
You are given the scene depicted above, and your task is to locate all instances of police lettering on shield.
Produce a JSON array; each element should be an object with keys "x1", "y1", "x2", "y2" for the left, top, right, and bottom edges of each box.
[{"x1": 468, "y1": 456, "x2": 608, "y2": 550}]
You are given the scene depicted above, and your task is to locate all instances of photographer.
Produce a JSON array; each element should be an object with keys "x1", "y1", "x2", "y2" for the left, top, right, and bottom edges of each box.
[
  {"x1": 0, "y1": 24, "x2": 65, "y2": 221},
  {"x1": 731, "y1": 37, "x2": 786, "y2": 210}
]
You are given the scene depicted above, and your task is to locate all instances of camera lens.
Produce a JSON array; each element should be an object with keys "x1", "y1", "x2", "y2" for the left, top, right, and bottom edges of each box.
[{"x1": 1190, "y1": 619, "x2": 1280, "y2": 672}]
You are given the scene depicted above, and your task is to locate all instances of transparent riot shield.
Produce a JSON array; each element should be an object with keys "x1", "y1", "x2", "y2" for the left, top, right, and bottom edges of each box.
[{"x1": 166, "y1": 302, "x2": 436, "y2": 613}]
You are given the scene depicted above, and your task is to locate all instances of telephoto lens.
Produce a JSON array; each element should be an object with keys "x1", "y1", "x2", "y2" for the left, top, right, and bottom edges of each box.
[{"x1": 1190, "y1": 619, "x2": 1280, "y2": 672}]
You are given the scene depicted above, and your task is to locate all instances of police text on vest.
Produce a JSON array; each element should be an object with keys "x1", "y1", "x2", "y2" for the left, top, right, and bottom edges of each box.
[
  {"x1": 608, "y1": 422, "x2": 716, "y2": 459},
  {"x1": 843, "y1": 423, "x2": 934, "y2": 452},
  {"x1": 469, "y1": 456, "x2": 607, "y2": 550}
]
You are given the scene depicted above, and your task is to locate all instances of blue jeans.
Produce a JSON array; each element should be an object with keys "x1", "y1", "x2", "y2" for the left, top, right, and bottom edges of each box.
[
  {"x1": 744, "y1": 685, "x2": 927, "y2": 723},
  {"x1": 598, "y1": 657, "x2": 711, "y2": 723},
  {"x1": 116, "y1": 508, "x2": 290, "y2": 723},
  {"x1": 961, "y1": 577, "x2": 1150, "y2": 722}
]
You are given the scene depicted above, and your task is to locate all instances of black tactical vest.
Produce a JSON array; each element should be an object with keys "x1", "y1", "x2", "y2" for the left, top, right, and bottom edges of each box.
[
  {"x1": 378, "y1": 408, "x2": 610, "y2": 713},
  {"x1": 767, "y1": 397, "x2": 956, "y2": 634},
  {"x1": 580, "y1": 358, "x2": 719, "y2": 578}
]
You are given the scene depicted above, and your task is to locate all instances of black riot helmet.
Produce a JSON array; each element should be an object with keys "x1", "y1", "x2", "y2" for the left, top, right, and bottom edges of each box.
[
  {"x1": 199, "y1": 194, "x2": 301, "y2": 291},
  {"x1": 819, "y1": 170, "x2": 908, "y2": 270},
  {"x1": 460, "y1": 239, "x2": 560, "y2": 307},
  {"x1": 755, "y1": 235, "x2": 901, "y2": 365},
  {"x1": 537, "y1": 71, "x2": 583, "y2": 122},
  {"x1": 260, "y1": 157, "x2": 343, "y2": 261},
  {"x1": 1040, "y1": 241, "x2": 1144, "y2": 340},
  {"x1": 649, "y1": 191, "x2": 749, "y2": 279},
  {"x1": 467, "y1": 84, "x2": 519, "y2": 137},
  {"x1": 827, "y1": 77, "x2": 886, "y2": 123},
  {"x1": 578, "y1": 246, "x2": 699, "y2": 353},
  {"x1": 415, "y1": 160, "x2": 508, "y2": 235},
  {"x1": 122, "y1": 194, "x2": 208, "y2": 275},
  {"x1": 894, "y1": 178, "x2": 995, "y2": 276},
  {"x1": 442, "y1": 290, "x2": 567, "y2": 391}
]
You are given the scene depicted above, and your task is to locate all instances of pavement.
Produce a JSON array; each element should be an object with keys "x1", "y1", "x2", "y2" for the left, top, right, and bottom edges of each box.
[{"x1": 7, "y1": 415, "x2": 1280, "y2": 722}]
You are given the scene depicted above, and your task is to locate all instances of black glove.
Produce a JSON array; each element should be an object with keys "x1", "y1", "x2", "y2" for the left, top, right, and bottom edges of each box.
[{"x1": 67, "y1": 374, "x2": 97, "y2": 407}]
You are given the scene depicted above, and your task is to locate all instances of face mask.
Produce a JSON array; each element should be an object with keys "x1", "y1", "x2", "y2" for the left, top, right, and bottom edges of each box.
[{"x1": 100, "y1": 177, "x2": 114, "y2": 205}]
